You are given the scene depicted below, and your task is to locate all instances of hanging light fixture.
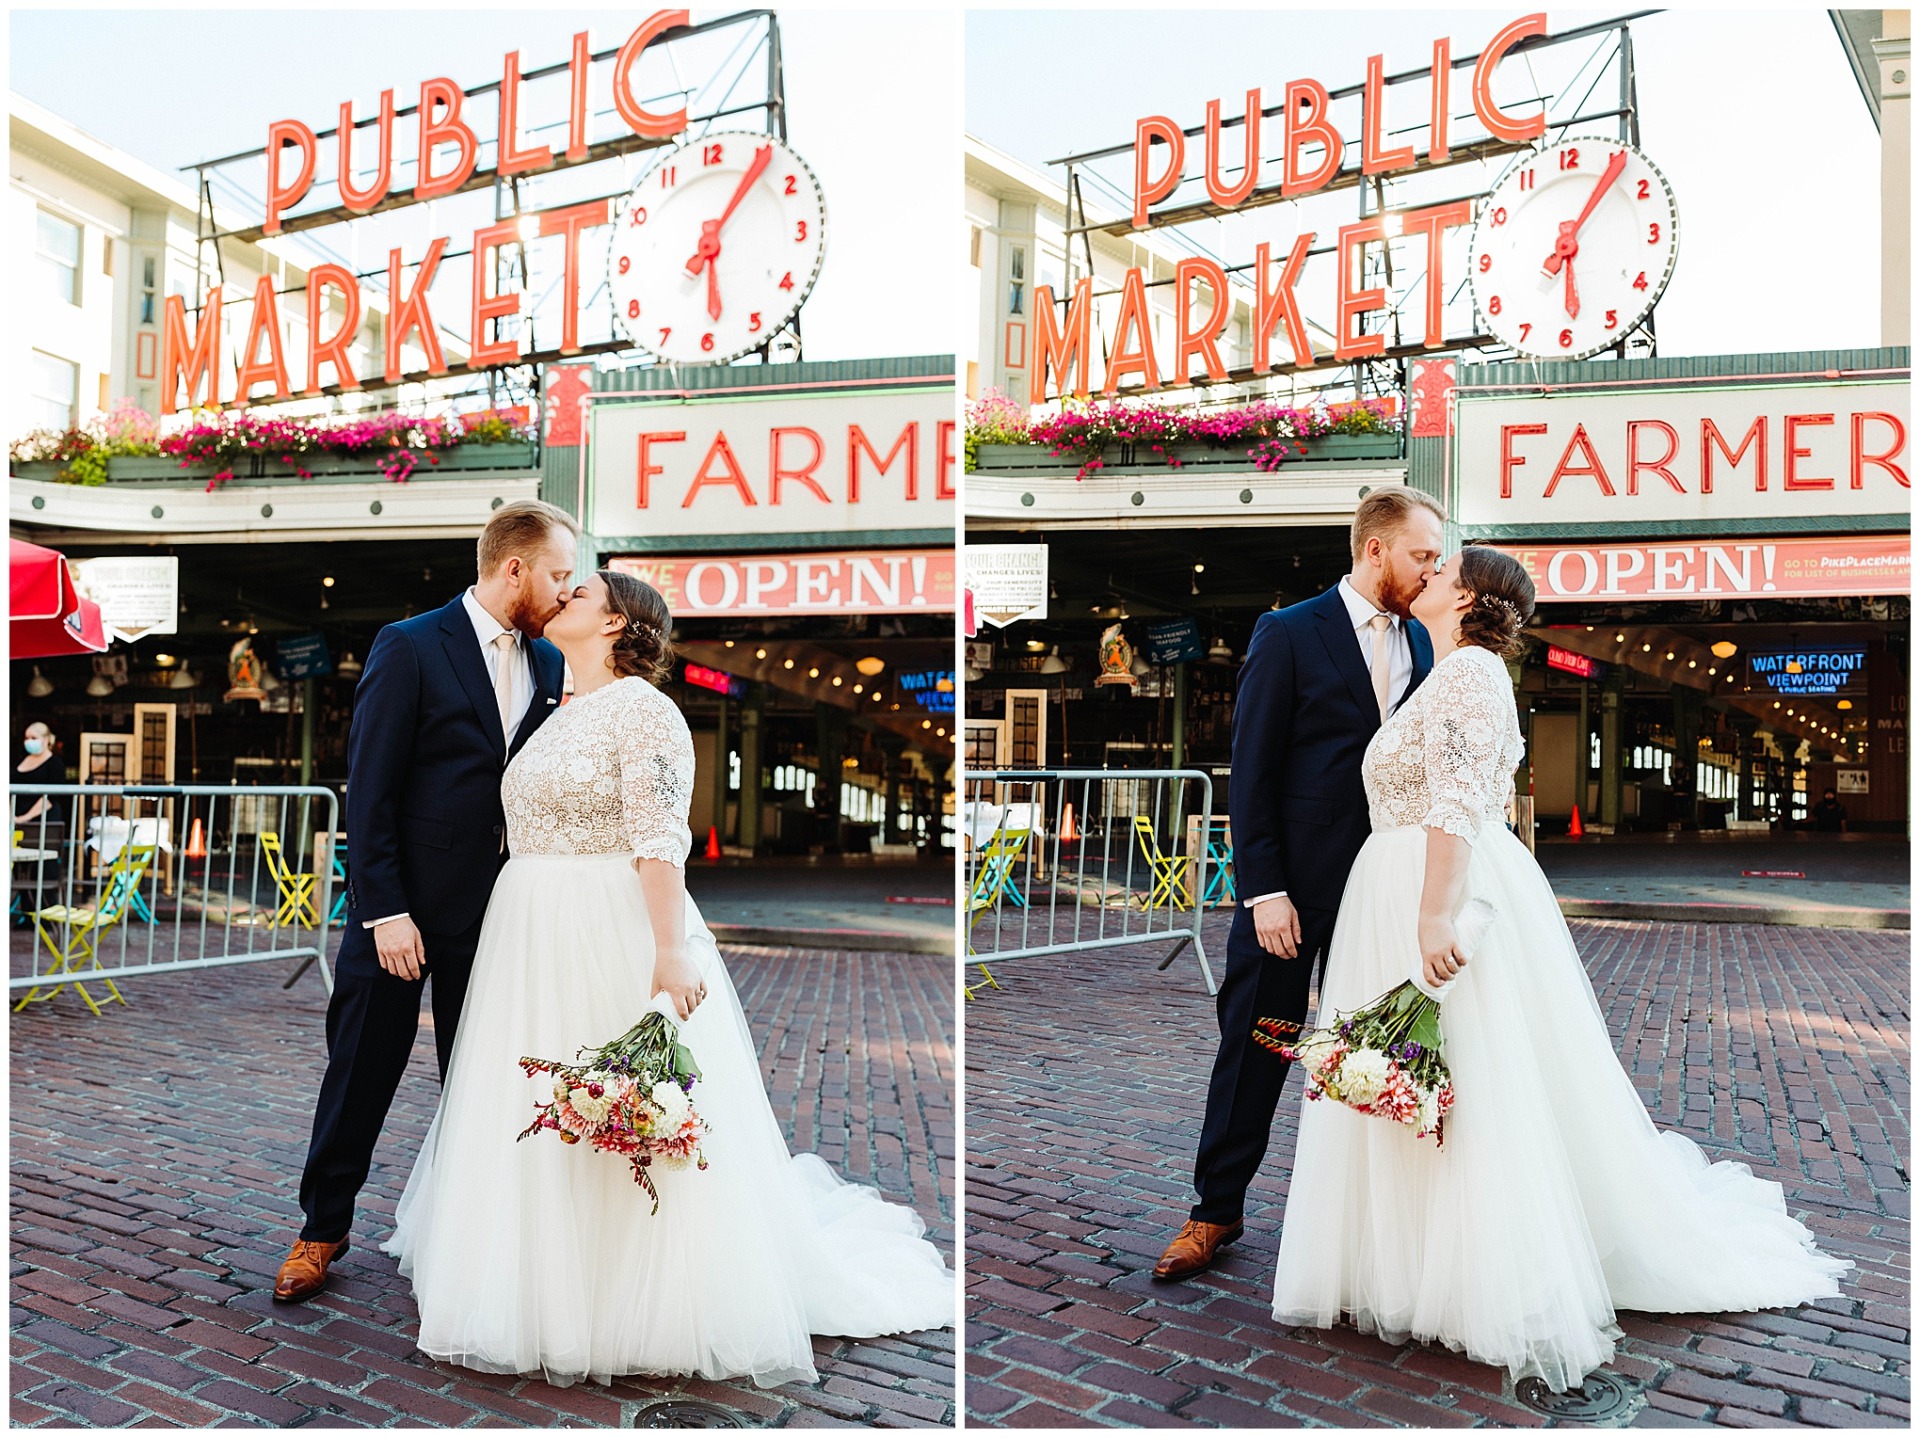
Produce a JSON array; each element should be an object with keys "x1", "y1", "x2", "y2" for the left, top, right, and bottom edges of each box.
[
  {"x1": 26, "y1": 666, "x2": 53, "y2": 698},
  {"x1": 1040, "y1": 646, "x2": 1067, "y2": 675},
  {"x1": 336, "y1": 652, "x2": 364, "y2": 679},
  {"x1": 87, "y1": 673, "x2": 115, "y2": 697},
  {"x1": 1208, "y1": 636, "x2": 1234, "y2": 664},
  {"x1": 170, "y1": 665, "x2": 198, "y2": 690}
]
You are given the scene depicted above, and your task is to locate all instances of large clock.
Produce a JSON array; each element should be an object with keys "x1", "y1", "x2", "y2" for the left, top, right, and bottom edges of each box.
[
  {"x1": 607, "y1": 130, "x2": 827, "y2": 366},
  {"x1": 1467, "y1": 137, "x2": 1678, "y2": 361}
]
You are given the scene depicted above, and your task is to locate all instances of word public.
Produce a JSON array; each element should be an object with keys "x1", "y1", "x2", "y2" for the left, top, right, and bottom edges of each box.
[
  {"x1": 161, "y1": 11, "x2": 690, "y2": 413},
  {"x1": 1032, "y1": 13, "x2": 1546, "y2": 402}
]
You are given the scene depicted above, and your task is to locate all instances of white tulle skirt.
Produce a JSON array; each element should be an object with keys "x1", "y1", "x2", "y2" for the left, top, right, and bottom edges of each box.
[
  {"x1": 384, "y1": 853, "x2": 954, "y2": 1388},
  {"x1": 1271, "y1": 822, "x2": 1850, "y2": 1392}
]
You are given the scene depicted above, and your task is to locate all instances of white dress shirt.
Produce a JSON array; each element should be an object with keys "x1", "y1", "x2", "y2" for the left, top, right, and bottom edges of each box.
[
  {"x1": 1244, "y1": 577, "x2": 1413, "y2": 909},
  {"x1": 364, "y1": 590, "x2": 533, "y2": 931}
]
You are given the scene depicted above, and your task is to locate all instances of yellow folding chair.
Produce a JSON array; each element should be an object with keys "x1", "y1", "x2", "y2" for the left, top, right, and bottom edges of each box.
[
  {"x1": 259, "y1": 832, "x2": 321, "y2": 930},
  {"x1": 17, "y1": 842, "x2": 154, "y2": 1016},
  {"x1": 963, "y1": 828, "x2": 1031, "y2": 997},
  {"x1": 1132, "y1": 817, "x2": 1194, "y2": 911}
]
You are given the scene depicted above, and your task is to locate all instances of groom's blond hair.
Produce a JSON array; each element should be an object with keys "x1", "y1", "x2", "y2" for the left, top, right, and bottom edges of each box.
[
  {"x1": 477, "y1": 499, "x2": 581, "y2": 578},
  {"x1": 1350, "y1": 485, "x2": 1447, "y2": 561}
]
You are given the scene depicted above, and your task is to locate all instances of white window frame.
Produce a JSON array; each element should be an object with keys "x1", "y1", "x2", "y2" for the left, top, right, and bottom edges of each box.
[{"x1": 36, "y1": 208, "x2": 82, "y2": 307}]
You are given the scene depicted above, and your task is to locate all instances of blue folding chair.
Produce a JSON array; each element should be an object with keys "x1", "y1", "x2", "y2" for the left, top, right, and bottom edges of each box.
[
  {"x1": 326, "y1": 835, "x2": 350, "y2": 927},
  {"x1": 1200, "y1": 819, "x2": 1236, "y2": 906}
]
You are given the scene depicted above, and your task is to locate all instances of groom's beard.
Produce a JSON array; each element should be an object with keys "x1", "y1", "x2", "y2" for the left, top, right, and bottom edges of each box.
[
  {"x1": 509, "y1": 590, "x2": 563, "y2": 640},
  {"x1": 1379, "y1": 569, "x2": 1425, "y2": 620}
]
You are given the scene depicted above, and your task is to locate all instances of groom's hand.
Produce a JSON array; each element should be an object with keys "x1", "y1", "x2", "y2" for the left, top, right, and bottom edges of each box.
[
  {"x1": 374, "y1": 916, "x2": 426, "y2": 981},
  {"x1": 1252, "y1": 895, "x2": 1302, "y2": 959}
]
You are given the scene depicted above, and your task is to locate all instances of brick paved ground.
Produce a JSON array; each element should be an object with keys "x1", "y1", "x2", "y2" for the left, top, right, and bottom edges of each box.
[
  {"x1": 965, "y1": 914, "x2": 1909, "y2": 1427},
  {"x1": 10, "y1": 936, "x2": 955, "y2": 1427}
]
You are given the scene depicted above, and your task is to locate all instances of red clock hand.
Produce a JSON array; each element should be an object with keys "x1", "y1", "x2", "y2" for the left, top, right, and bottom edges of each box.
[
  {"x1": 686, "y1": 144, "x2": 773, "y2": 275},
  {"x1": 707, "y1": 257, "x2": 721, "y2": 321},
  {"x1": 1563, "y1": 255, "x2": 1579, "y2": 320},
  {"x1": 1542, "y1": 148, "x2": 1628, "y2": 276}
]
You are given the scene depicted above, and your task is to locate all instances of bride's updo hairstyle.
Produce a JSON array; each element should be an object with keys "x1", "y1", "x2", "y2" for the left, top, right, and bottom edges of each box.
[
  {"x1": 598, "y1": 569, "x2": 675, "y2": 685},
  {"x1": 1454, "y1": 546, "x2": 1536, "y2": 660}
]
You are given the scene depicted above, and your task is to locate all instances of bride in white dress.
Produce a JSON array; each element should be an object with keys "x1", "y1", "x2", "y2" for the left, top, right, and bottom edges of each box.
[
  {"x1": 386, "y1": 571, "x2": 953, "y2": 1388},
  {"x1": 1271, "y1": 546, "x2": 1850, "y2": 1392}
]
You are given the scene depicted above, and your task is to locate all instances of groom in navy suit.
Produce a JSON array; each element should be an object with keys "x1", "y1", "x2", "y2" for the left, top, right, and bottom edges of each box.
[
  {"x1": 275, "y1": 500, "x2": 580, "y2": 1302},
  {"x1": 1155, "y1": 486, "x2": 1448, "y2": 1280}
]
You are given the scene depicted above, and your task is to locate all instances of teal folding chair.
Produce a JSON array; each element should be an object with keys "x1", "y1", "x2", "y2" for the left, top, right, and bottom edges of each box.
[
  {"x1": 326, "y1": 836, "x2": 350, "y2": 927},
  {"x1": 1200, "y1": 820, "x2": 1236, "y2": 906}
]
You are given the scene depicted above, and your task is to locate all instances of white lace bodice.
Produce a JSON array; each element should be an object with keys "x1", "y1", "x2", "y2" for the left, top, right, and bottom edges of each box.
[
  {"x1": 1364, "y1": 645, "x2": 1523, "y2": 839},
  {"x1": 501, "y1": 676, "x2": 695, "y2": 866}
]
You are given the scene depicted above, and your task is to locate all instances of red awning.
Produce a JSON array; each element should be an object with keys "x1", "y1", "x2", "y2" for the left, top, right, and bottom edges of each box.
[{"x1": 10, "y1": 538, "x2": 107, "y2": 659}]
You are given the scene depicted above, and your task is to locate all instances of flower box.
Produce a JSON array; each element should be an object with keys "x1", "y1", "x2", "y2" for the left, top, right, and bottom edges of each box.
[
  {"x1": 98, "y1": 441, "x2": 540, "y2": 487},
  {"x1": 970, "y1": 433, "x2": 1401, "y2": 475},
  {"x1": 9, "y1": 461, "x2": 67, "y2": 483}
]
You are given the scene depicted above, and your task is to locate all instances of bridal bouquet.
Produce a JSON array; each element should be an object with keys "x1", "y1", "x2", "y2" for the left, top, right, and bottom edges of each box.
[
  {"x1": 518, "y1": 998, "x2": 710, "y2": 1212},
  {"x1": 1273, "y1": 984, "x2": 1455, "y2": 1147}
]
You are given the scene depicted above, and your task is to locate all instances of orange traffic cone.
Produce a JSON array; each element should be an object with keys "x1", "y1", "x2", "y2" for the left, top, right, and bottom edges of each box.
[
  {"x1": 185, "y1": 816, "x2": 207, "y2": 860},
  {"x1": 705, "y1": 825, "x2": 721, "y2": 861},
  {"x1": 1060, "y1": 803, "x2": 1080, "y2": 842},
  {"x1": 1568, "y1": 803, "x2": 1585, "y2": 839}
]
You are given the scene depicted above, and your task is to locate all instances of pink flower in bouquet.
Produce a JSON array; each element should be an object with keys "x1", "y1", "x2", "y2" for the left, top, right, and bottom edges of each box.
[
  {"x1": 1374, "y1": 1067, "x2": 1421, "y2": 1125},
  {"x1": 1437, "y1": 1083, "x2": 1456, "y2": 1116}
]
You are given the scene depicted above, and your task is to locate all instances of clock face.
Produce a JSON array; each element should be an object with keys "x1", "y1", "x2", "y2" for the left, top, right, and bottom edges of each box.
[
  {"x1": 1467, "y1": 137, "x2": 1678, "y2": 361},
  {"x1": 607, "y1": 130, "x2": 827, "y2": 366}
]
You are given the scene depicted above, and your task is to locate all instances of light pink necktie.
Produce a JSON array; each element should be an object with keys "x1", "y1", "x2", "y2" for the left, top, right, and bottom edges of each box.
[{"x1": 1368, "y1": 613, "x2": 1392, "y2": 722}]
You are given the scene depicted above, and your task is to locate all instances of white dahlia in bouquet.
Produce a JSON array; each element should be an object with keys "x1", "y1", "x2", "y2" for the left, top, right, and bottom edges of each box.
[
  {"x1": 1277, "y1": 982, "x2": 1455, "y2": 1147},
  {"x1": 517, "y1": 997, "x2": 710, "y2": 1212}
]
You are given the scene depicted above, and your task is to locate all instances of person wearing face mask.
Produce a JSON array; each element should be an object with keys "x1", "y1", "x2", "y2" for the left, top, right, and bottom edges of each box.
[
  {"x1": 13, "y1": 722, "x2": 68, "y2": 921},
  {"x1": 14, "y1": 723, "x2": 66, "y2": 826}
]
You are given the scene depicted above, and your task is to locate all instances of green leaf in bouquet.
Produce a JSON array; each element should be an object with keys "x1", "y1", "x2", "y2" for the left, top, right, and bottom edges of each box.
[
  {"x1": 671, "y1": 1043, "x2": 702, "y2": 1082},
  {"x1": 1408, "y1": 1005, "x2": 1443, "y2": 1053}
]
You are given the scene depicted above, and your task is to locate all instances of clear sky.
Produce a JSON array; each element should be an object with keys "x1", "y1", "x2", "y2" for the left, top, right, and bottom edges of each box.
[
  {"x1": 965, "y1": 7, "x2": 1886, "y2": 359},
  {"x1": 9, "y1": 5, "x2": 959, "y2": 365}
]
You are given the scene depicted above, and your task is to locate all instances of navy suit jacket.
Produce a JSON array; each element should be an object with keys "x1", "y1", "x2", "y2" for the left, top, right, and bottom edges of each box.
[
  {"x1": 1227, "y1": 583, "x2": 1434, "y2": 912},
  {"x1": 343, "y1": 595, "x2": 567, "y2": 935}
]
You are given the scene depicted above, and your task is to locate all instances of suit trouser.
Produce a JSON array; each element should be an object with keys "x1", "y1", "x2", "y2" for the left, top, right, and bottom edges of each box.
[
  {"x1": 297, "y1": 915, "x2": 482, "y2": 1243},
  {"x1": 1189, "y1": 903, "x2": 1338, "y2": 1225}
]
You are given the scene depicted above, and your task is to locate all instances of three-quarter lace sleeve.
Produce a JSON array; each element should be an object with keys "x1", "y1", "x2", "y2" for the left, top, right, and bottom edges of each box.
[
  {"x1": 1421, "y1": 649, "x2": 1518, "y2": 842},
  {"x1": 614, "y1": 682, "x2": 696, "y2": 867}
]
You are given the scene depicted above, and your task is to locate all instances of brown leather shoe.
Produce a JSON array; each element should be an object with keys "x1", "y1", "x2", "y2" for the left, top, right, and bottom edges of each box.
[
  {"x1": 1152, "y1": 1219, "x2": 1243, "y2": 1280},
  {"x1": 273, "y1": 1236, "x2": 350, "y2": 1302}
]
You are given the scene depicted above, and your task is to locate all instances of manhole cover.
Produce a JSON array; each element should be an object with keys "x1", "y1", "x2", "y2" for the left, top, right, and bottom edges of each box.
[
  {"x1": 629, "y1": 1399, "x2": 746, "y2": 1428},
  {"x1": 1514, "y1": 1371, "x2": 1633, "y2": 1422}
]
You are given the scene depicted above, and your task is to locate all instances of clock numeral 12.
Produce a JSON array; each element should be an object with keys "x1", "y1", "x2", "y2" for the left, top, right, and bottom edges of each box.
[
  {"x1": 1558, "y1": 147, "x2": 1580, "y2": 170},
  {"x1": 703, "y1": 143, "x2": 724, "y2": 166}
]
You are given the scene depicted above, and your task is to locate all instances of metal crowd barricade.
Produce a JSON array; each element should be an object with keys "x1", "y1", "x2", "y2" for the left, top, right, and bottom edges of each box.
[
  {"x1": 8, "y1": 784, "x2": 339, "y2": 1014},
  {"x1": 962, "y1": 768, "x2": 1217, "y2": 994}
]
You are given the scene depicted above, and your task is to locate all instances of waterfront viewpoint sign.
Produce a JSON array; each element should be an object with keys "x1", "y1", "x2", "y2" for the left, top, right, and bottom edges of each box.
[
  {"x1": 1032, "y1": 13, "x2": 1553, "y2": 401},
  {"x1": 161, "y1": 10, "x2": 745, "y2": 413}
]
